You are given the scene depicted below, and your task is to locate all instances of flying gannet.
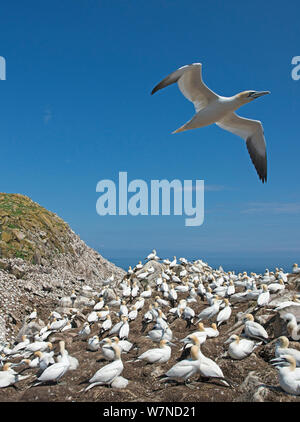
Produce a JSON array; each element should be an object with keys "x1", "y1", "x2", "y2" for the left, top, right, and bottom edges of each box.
[{"x1": 151, "y1": 63, "x2": 270, "y2": 182}]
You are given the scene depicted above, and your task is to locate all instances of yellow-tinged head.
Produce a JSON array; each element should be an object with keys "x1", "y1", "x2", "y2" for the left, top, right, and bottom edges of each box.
[{"x1": 277, "y1": 336, "x2": 289, "y2": 348}]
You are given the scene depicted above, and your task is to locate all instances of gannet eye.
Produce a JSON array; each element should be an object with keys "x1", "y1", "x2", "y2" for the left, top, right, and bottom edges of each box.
[{"x1": 248, "y1": 91, "x2": 256, "y2": 97}]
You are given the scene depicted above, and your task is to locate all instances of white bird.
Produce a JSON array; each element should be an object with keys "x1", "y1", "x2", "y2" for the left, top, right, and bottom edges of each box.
[
  {"x1": 0, "y1": 363, "x2": 30, "y2": 388},
  {"x1": 8, "y1": 335, "x2": 30, "y2": 355},
  {"x1": 243, "y1": 314, "x2": 268, "y2": 343},
  {"x1": 56, "y1": 341, "x2": 79, "y2": 371},
  {"x1": 275, "y1": 336, "x2": 300, "y2": 366},
  {"x1": 111, "y1": 337, "x2": 133, "y2": 353},
  {"x1": 203, "y1": 323, "x2": 219, "y2": 338},
  {"x1": 271, "y1": 355, "x2": 300, "y2": 395},
  {"x1": 151, "y1": 63, "x2": 269, "y2": 182},
  {"x1": 100, "y1": 338, "x2": 115, "y2": 361},
  {"x1": 93, "y1": 298, "x2": 105, "y2": 311},
  {"x1": 281, "y1": 313, "x2": 300, "y2": 341},
  {"x1": 84, "y1": 344, "x2": 124, "y2": 391},
  {"x1": 292, "y1": 263, "x2": 300, "y2": 274},
  {"x1": 25, "y1": 341, "x2": 52, "y2": 354},
  {"x1": 34, "y1": 350, "x2": 55, "y2": 370},
  {"x1": 87, "y1": 336, "x2": 101, "y2": 352},
  {"x1": 224, "y1": 334, "x2": 259, "y2": 360},
  {"x1": 140, "y1": 286, "x2": 152, "y2": 298},
  {"x1": 196, "y1": 299, "x2": 220, "y2": 322},
  {"x1": 100, "y1": 315, "x2": 112, "y2": 334},
  {"x1": 160, "y1": 342, "x2": 200, "y2": 385},
  {"x1": 256, "y1": 284, "x2": 270, "y2": 307},
  {"x1": 33, "y1": 348, "x2": 70, "y2": 386},
  {"x1": 146, "y1": 249, "x2": 160, "y2": 261},
  {"x1": 134, "y1": 339, "x2": 173, "y2": 364},
  {"x1": 78, "y1": 322, "x2": 91, "y2": 340}
]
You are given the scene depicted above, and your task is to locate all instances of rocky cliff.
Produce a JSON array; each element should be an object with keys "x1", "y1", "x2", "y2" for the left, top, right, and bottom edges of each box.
[{"x1": 0, "y1": 193, "x2": 125, "y2": 341}]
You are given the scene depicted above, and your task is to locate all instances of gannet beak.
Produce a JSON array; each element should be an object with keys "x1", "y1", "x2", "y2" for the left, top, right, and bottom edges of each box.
[{"x1": 251, "y1": 91, "x2": 270, "y2": 98}]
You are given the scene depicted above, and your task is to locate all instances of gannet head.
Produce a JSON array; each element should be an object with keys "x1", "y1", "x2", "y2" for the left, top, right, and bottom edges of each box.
[
  {"x1": 225, "y1": 334, "x2": 239, "y2": 344},
  {"x1": 235, "y1": 90, "x2": 270, "y2": 104},
  {"x1": 243, "y1": 313, "x2": 254, "y2": 322},
  {"x1": 271, "y1": 354, "x2": 296, "y2": 370},
  {"x1": 276, "y1": 336, "x2": 289, "y2": 348}
]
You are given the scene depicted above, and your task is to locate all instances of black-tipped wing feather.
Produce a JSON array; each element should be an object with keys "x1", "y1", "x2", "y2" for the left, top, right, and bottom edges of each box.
[{"x1": 216, "y1": 113, "x2": 267, "y2": 183}]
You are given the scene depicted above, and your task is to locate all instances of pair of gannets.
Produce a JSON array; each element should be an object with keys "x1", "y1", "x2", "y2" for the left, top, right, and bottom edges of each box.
[{"x1": 160, "y1": 335, "x2": 230, "y2": 387}]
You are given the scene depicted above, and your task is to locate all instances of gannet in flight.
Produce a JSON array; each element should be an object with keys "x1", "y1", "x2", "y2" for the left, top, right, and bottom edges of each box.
[{"x1": 151, "y1": 63, "x2": 270, "y2": 182}]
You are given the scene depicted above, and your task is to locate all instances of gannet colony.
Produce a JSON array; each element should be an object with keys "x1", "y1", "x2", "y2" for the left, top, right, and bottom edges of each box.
[{"x1": 0, "y1": 249, "x2": 300, "y2": 402}]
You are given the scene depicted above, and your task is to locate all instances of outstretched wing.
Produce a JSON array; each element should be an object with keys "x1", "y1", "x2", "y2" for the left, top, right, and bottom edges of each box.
[
  {"x1": 216, "y1": 113, "x2": 267, "y2": 183},
  {"x1": 151, "y1": 63, "x2": 218, "y2": 112}
]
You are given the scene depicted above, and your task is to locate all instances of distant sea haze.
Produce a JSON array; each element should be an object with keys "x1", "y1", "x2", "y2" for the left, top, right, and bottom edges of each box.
[{"x1": 104, "y1": 254, "x2": 298, "y2": 275}]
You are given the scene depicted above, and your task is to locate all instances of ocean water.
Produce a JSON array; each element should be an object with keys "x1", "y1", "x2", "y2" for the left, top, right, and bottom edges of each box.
[{"x1": 105, "y1": 254, "x2": 298, "y2": 275}]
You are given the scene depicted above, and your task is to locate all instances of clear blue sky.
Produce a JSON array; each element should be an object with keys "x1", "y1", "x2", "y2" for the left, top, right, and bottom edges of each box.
[{"x1": 1, "y1": 1, "x2": 300, "y2": 272}]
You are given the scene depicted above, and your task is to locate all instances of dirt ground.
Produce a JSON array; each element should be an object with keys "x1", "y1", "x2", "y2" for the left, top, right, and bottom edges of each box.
[{"x1": 0, "y1": 286, "x2": 300, "y2": 403}]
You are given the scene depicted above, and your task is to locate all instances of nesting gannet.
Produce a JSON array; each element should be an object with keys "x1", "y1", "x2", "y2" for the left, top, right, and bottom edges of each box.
[
  {"x1": 256, "y1": 284, "x2": 270, "y2": 307},
  {"x1": 159, "y1": 342, "x2": 200, "y2": 386},
  {"x1": 281, "y1": 313, "x2": 300, "y2": 341},
  {"x1": 33, "y1": 349, "x2": 70, "y2": 386},
  {"x1": 128, "y1": 306, "x2": 138, "y2": 321},
  {"x1": 100, "y1": 315, "x2": 112, "y2": 335},
  {"x1": 78, "y1": 322, "x2": 91, "y2": 340},
  {"x1": 99, "y1": 338, "x2": 115, "y2": 361},
  {"x1": 56, "y1": 341, "x2": 79, "y2": 371},
  {"x1": 271, "y1": 355, "x2": 300, "y2": 395},
  {"x1": 146, "y1": 325, "x2": 173, "y2": 343},
  {"x1": 87, "y1": 336, "x2": 101, "y2": 352},
  {"x1": 140, "y1": 285, "x2": 152, "y2": 298},
  {"x1": 34, "y1": 350, "x2": 55, "y2": 370},
  {"x1": 224, "y1": 335, "x2": 259, "y2": 360},
  {"x1": 111, "y1": 337, "x2": 133, "y2": 353},
  {"x1": 145, "y1": 249, "x2": 160, "y2": 261},
  {"x1": 0, "y1": 363, "x2": 30, "y2": 388},
  {"x1": 25, "y1": 341, "x2": 52, "y2": 354},
  {"x1": 194, "y1": 338, "x2": 231, "y2": 387},
  {"x1": 274, "y1": 336, "x2": 300, "y2": 366},
  {"x1": 243, "y1": 314, "x2": 269, "y2": 343},
  {"x1": 93, "y1": 297, "x2": 105, "y2": 311},
  {"x1": 196, "y1": 298, "x2": 220, "y2": 322},
  {"x1": 151, "y1": 63, "x2": 270, "y2": 182},
  {"x1": 84, "y1": 344, "x2": 123, "y2": 391},
  {"x1": 134, "y1": 339, "x2": 173, "y2": 364},
  {"x1": 8, "y1": 335, "x2": 30, "y2": 355},
  {"x1": 216, "y1": 298, "x2": 232, "y2": 327},
  {"x1": 292, "y1": 263, "x2": 300, "y2": 274}
]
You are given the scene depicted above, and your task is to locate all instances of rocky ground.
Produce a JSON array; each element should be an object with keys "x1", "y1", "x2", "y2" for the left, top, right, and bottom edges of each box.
[{"x1": 0, "y1": 271, "x2": 299, "y2": 402}]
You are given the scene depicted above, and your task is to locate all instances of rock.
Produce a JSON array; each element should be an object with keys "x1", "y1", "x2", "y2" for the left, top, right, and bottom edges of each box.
[{"x1": 11, "y1": 265, "x2": 25, "y2": 279}]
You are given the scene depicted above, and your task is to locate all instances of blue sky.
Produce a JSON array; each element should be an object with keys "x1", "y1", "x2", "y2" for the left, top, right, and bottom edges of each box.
[{"x1": 1, "y1": 1, "x2": 300, "y2": 272}]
